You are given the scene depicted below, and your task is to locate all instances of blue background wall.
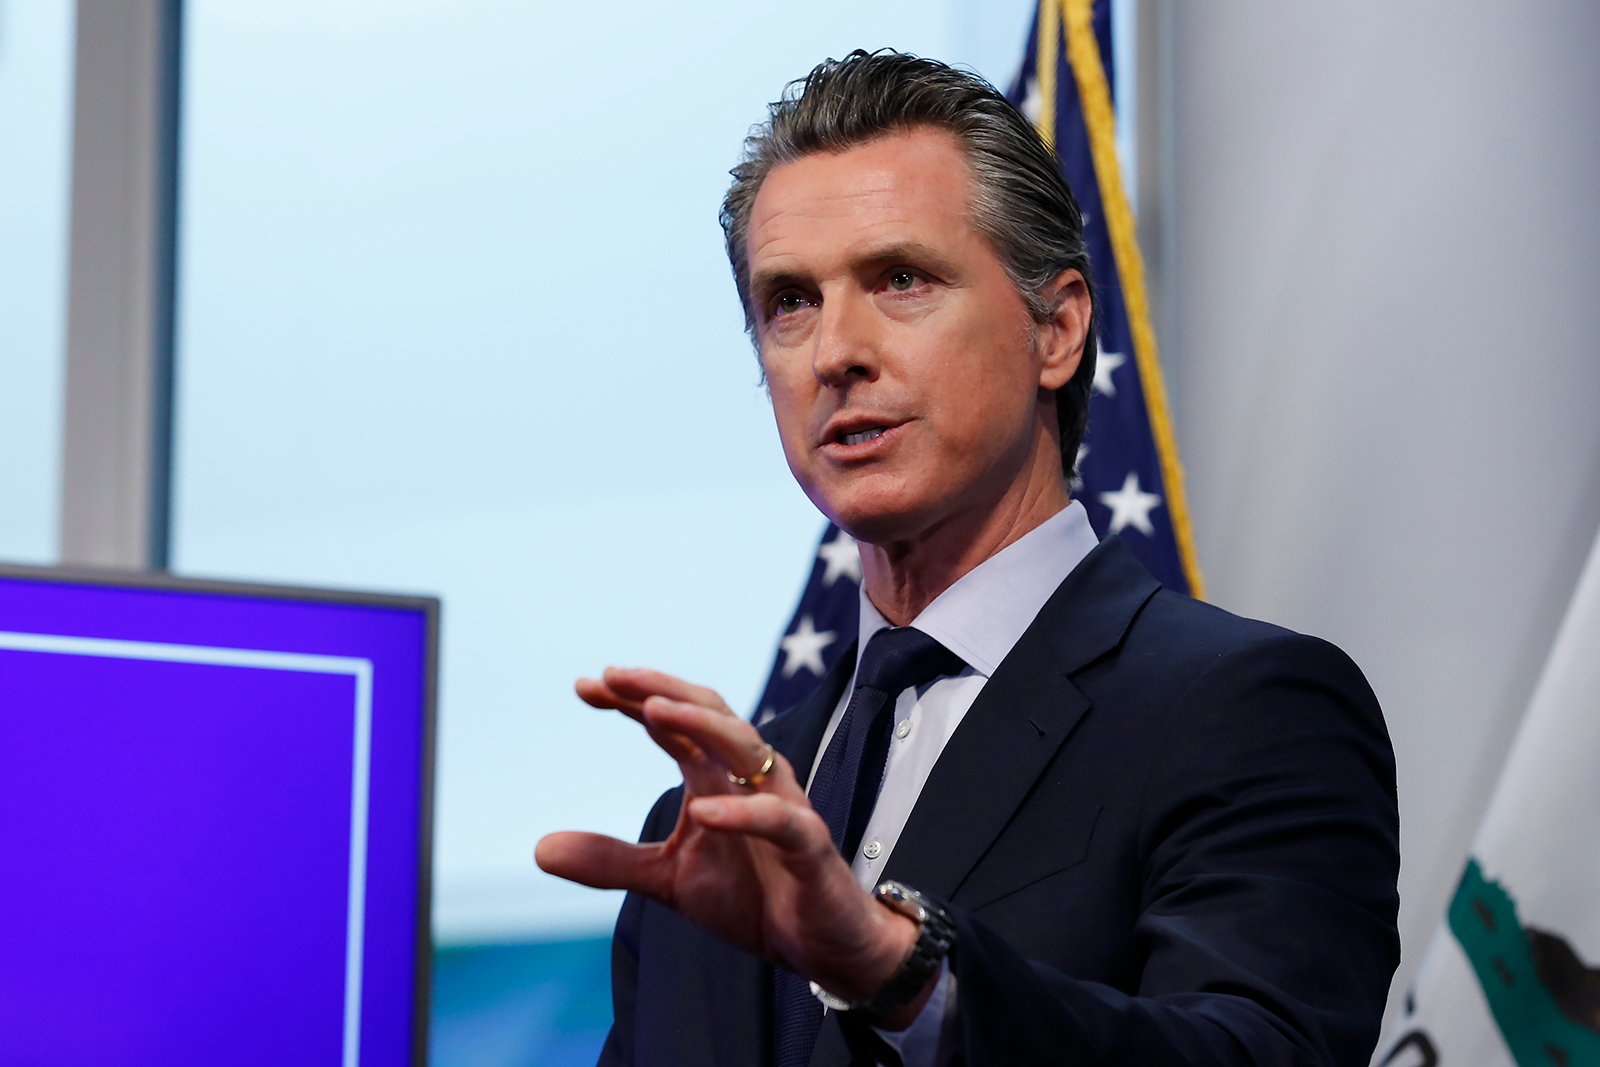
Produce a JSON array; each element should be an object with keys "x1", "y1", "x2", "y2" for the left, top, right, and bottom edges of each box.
[{"x1": 432, "y1": 939, "x2": 612, "y2": 1065}]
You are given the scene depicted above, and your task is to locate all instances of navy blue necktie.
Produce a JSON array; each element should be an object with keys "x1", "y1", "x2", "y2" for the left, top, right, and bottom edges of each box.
[{"x1": 774, "y1": 627, "x2": 964, "y2": 1067}]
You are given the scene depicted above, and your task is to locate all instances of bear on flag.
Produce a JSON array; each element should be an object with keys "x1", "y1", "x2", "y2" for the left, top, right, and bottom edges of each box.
[{"x1": 1376, "y1": 524, "x2": 1600, "y2": 1067}]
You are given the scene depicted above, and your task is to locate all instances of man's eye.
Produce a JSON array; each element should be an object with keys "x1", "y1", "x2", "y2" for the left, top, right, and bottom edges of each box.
[
  {"x1": 889, "y1": 271, "x2": 916, "y2": 291},
  {"x1": 775, "y1": 293, "x2": 807, "y2": 315}
]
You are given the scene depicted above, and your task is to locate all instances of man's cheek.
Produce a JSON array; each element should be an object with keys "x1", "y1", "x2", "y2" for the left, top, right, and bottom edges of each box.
[{"x1": 765, "y1": 387, "x2": 812, "y2": 472}]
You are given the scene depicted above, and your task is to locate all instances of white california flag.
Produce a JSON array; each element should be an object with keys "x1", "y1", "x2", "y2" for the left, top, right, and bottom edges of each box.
[{"x1": 1376, "y1": 524, "x2": 1600, "y2": 1067}]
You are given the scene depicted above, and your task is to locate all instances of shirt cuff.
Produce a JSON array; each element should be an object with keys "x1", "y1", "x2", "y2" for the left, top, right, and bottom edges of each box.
[{"x1": 871, "y1": 958, "x2": 955, "y2": 1067}]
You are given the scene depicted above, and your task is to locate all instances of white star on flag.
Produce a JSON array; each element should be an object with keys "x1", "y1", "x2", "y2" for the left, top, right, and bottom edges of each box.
[
  {"x1": 816, "y1": 531, "x2": 862, "y2": 586},
  {"x1": 1019, "y1": 77, "x2": 1043, "y2": 124},
  {"x1": 1093, "y1": 351, "x2": 1126, "y2": 396},
  {"x1": 1100, "y1": 471, "x2": 1163, "y2": 536},
  {"x1": 780, "y1": 615, "x2": 836, "y2": 678},
  {"x1": 1071, "y1": 443, "x2": 1088, "y2": 491}
]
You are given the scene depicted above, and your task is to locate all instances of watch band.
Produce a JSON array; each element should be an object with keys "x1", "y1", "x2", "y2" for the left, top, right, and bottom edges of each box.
[{"x1": 809, "y1": 880, "x2": 957, "y2": 1026}]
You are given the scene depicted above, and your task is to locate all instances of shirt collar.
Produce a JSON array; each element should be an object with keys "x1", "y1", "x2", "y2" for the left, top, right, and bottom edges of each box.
[{"x1": 854, "y1": 500, "x2": 1100, "y2": 678}]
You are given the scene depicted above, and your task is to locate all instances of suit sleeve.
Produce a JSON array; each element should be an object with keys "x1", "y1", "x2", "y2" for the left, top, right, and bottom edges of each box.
[
  {"x1": 597, "y1": 786, "x2": 684, "y2": 1067},
  {"x1": 939, "y1": 633, "x2": 1401, "y2": 1067}
]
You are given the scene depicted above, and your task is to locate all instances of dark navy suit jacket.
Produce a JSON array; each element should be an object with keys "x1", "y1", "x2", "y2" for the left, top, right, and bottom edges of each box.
[{"x1": 598, "y1": 537, "x2": 1401, "y2": 1066}]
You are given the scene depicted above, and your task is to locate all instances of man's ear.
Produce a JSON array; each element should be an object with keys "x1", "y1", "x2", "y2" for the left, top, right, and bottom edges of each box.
[{"x1": 1037, "y1": 269, "x2": 1092, "y2": 391}]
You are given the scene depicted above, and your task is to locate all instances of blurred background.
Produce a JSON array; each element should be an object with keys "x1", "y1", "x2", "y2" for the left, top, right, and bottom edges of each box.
[{"x1": 2, "y1": 0, "x2": 1596, "y2": 1063}]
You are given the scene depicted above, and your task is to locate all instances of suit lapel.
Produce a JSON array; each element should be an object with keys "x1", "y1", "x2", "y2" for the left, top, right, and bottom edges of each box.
[
  {"x1": 879, "y1": 626, "x2": 1088, "y2": 901},
  {"x1": 882, "y1": 537, "x2": 1160, "y2": 901}
]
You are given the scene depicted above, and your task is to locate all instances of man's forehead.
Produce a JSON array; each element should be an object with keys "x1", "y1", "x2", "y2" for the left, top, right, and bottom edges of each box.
[
  {"x1": 746, "y1": 128, "x2": 978, "y2": 275},
  {"x1": 749, "y1": 203, "x2": 936, "y2": 274}
]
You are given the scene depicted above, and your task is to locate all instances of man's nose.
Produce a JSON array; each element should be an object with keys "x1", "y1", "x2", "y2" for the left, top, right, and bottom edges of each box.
[{"x1": 811, "y1": 290, "x2": 881, "y2": 387}]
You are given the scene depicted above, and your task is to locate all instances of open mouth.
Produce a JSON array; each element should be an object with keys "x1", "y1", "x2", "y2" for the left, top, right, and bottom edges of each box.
[{"x1": 839, "y1": 427, "x2": 887, "y2": 446}]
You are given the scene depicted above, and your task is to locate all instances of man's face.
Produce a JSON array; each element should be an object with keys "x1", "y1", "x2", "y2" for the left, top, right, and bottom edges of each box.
[{"x1": 747, "y1": 126, "x2": 1076, "y2": 546}]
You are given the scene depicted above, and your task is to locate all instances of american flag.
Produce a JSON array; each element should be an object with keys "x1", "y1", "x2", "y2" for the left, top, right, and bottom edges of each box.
[
  {"x1": 753, "y1": 523, "x2": 861, "y2": 726},
  {"x1": 1011, "y1": 0, "x2": 1202, "y2": 597},
  {"x1": 753, "y1": 1, "x2": 1202, "y2": 721}
]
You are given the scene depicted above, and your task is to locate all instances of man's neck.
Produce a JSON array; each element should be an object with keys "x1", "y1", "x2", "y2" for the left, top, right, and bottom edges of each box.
[{"x1": 858, "y1": 473, "x2": 1073, "y2": 627}]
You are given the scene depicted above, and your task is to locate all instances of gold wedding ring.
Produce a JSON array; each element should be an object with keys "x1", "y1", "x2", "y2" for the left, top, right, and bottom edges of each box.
[{"x1": 727, "y1": 744, "x2": 776, "y2": 788}]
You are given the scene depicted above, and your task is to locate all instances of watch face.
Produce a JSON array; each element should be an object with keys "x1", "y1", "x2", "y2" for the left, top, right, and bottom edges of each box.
[{"x1": 875, "y1": 881, "x2": 928, "y2": 923}]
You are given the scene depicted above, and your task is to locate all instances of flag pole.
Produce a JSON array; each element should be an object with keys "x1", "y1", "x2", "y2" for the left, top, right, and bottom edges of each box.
[
  {"x1": 1058, "y1": 0, "x2": 1205, "y2": 599},
  {"x1": 1036, "y1": 0, "x2": 1060, "y2": 152}
]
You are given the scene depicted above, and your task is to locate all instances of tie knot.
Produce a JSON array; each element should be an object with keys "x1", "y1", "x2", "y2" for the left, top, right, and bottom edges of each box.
[{"x1": 855, "y1": 627, "x2": 964, "y2": 698}]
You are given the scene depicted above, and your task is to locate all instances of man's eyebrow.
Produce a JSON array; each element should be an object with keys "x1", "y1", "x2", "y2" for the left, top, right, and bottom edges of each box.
[
  {"x1": 749, "y1": 267, "x2": 811, "y2": 300},
  {"x1": 849, "y1": 242, "x2": 958, "y2": 275},
  {"x1": 749, "y1": 243, "x2": 961, "y2": 298}
]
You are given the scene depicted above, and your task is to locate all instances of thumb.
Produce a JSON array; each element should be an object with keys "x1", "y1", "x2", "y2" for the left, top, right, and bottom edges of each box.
[{"x1": 536, "y1": 831, "x2": 666, "y2": 896}]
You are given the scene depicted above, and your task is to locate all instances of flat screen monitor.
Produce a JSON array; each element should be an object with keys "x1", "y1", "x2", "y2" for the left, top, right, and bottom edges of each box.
[{"x1": 0, "y1": 564, "x2": 438, "y2": 1066}]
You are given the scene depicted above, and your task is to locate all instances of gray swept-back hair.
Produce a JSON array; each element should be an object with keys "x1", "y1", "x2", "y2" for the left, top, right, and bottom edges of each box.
[{"x1": 719, "y1": 49, "x2": 1098, "y2": 480}]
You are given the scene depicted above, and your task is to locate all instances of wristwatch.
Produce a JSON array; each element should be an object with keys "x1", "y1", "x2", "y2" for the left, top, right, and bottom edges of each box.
[{"x1": 810, "y1": 880, "x2": 957, "y2": 1027}]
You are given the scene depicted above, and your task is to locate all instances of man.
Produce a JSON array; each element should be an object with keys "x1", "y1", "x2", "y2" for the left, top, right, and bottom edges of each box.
[{"x1": 537, "y1": 51, "x2": 1399, "y2": 1067}]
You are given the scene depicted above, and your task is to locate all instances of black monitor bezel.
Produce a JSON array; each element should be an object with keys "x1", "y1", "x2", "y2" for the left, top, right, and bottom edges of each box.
[{"x1": 0, "y1": 561, "x2": 440, "y2": 1066}]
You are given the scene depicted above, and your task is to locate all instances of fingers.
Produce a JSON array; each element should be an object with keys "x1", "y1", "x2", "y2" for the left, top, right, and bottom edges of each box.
[
  {"x1": 643, "y1": 698, "x2": 805, "y2": 801},
  {"x1": 573, "y1": 667, "x2": 791, "y2": 800},
  {"x1": 688, "y1": 793, "x2": 807, "y2": 847},
  {"x1": 574, "y1": 667, "x2": 733, "y2": 728},
  {"x1": 687, "y1": 793, "x2": 837, "y2": 876},
  {"x1": 575, "y1": 676, "x2": 647, "y2": 722},
  {"x1": 535, "y1": 831, "x2": 668, "y2": 896},
  {"x1": 574, "y1": 675, "x2": 705, "y2": 764},
  {"x1": 602, "y1": 667, "x2": 734, "y2": 717}
]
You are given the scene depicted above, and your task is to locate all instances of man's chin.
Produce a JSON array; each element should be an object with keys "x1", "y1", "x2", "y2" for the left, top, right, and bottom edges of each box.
[
  {"x1": 801, "y1": 467, "x2": 956, "y2": 548},
  {"x1": 822, "y1": 498, "x2": 940, "y2": 550}
]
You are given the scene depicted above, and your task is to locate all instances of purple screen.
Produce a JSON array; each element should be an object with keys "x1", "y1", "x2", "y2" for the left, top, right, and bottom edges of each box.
[{"x1": 0, "y1": 574, "x2": 433, "y2": 1066}]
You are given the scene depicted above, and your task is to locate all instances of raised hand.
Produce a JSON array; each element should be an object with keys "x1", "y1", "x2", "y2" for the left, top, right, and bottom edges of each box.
[{"x1": 535, "y1": 667, "x2": 920, "y2": 1006}]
